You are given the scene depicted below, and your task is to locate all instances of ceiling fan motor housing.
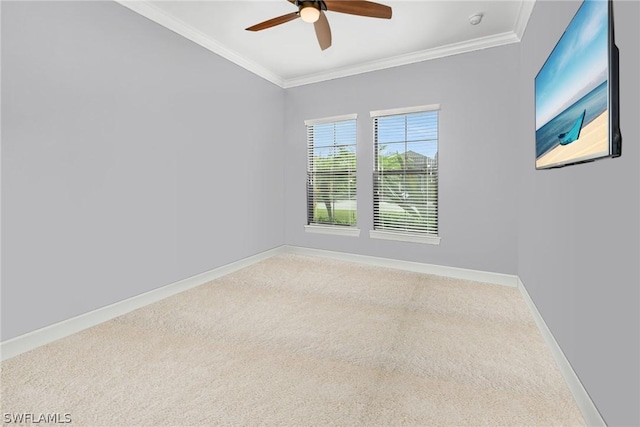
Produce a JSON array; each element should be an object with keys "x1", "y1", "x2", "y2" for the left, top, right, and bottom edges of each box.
[{"x1": 296, "y1": 0, "x2": 327, "y2": 12}]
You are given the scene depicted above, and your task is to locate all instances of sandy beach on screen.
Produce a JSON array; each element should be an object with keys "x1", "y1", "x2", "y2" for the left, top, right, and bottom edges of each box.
[{"x1": 536, "y1": 111, "x2": 609, "y2": 169}]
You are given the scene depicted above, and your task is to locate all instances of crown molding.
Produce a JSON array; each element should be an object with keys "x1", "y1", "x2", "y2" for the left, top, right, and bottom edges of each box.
[
  {"x1": 115, "y1": 0, "x2": 534, "y2": 89},
  {"x1": 514, "y1": 0, "x2": 536, "y2": 41},
  {"x1": 114, "y1": 0, "x2": 285, "y2": 88},
  {"x1": 282, "y1": 31, "x2": 520, "y2": 88}
]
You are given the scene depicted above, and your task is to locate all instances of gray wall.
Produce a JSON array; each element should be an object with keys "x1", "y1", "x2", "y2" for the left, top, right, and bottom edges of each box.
[
  {"x1": 284, "y1": 45, "x2": 520, "y2": 275},
  {"x1": 3, "y1": 1, "x2": 639, "y2": 423},
  {"x1": 517, "y1": 1, "x2": 640, "y2": 425},
  {"x1": 1, "y1": 1, "x2": 285, "y2": 340}
]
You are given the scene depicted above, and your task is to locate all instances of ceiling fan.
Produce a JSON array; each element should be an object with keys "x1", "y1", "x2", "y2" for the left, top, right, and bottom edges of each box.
[{"x1": 245, "y1": 0, "x2": 392, "y2": 51}]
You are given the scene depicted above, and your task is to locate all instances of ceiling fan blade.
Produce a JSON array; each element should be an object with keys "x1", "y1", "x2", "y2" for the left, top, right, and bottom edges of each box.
[
  {"x1": 246, "y1": 12, "x2": 299, "y2": 31},
  {"x1": 324, "y1": 0, "x2": 392, "y2": 19},
  {"x1": 314, "y1": 11, "x2": 332, "y2": 50}
]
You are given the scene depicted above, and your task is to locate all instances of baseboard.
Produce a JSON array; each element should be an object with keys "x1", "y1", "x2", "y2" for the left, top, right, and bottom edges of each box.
[
  {"x1": 284, "y1": 245, "x2": 519, "y2": 287},
  {"x1": 517, "y1": 277, "x2": 606, "y2": 427},
  {"x1": 0, "y1": 246, "x2": 287, "y2": 361},
  {"x1": 0, "y1": 246, "x2": 520, "y2": 361},
  {"x1": 1, "y1": 245, "x2": 603, "y2": 426}
]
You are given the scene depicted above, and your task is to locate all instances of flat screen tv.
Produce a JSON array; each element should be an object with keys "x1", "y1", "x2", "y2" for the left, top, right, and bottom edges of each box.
[{"x1": 535, "y1": 0, "x2": 621, "y2": 170}]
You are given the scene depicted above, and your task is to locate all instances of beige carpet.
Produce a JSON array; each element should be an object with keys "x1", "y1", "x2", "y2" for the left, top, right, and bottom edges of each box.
[{"x1": 1, "y1": 254, "x2": 585, "y2": 426}]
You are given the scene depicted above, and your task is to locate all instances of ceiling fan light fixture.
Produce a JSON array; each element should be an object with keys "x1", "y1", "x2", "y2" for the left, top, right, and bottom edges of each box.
[{"x1": 300, "y1": 3, "x2": 320, "y2": 23}]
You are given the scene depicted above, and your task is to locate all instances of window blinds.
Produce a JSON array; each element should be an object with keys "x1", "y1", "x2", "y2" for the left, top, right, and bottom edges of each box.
[
  {"x1": 372, "y1": 106, "x2": 439, "y2": 235},
  {"x1": 306, "y1": 115, "x2": 357, "y2": 227}
]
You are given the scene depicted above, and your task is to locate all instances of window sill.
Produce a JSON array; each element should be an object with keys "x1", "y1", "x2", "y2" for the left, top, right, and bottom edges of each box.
[
  {"x1": 305, "y1": 225, "x2": 361, "y2": 237},
  {"x1": 369, "y1": 230, "x2": 441, "y2": 245}
]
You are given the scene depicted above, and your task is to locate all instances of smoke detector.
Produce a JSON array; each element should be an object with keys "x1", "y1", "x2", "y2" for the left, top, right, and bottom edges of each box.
[{"x1": 469, "y1": 13, "x2": 483, "y2": 25}]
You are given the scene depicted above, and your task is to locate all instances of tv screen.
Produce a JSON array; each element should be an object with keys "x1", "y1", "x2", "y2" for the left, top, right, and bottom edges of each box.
[{"x1": 535, "y1": 0, "x2": 621, "y2": 170}]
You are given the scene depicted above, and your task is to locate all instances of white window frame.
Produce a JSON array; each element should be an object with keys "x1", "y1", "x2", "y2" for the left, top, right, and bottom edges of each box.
[
  {"x1": 370, "y1": 104, "x2": 440, "y2": 245},
  {"x1": 304, "y1": 113, "x2": 360, "y2": 237}
]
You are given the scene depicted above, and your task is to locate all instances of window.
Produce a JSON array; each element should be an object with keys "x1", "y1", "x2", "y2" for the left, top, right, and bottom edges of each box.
[
  {"x1": 305, "y1": 114, "x2": 359, "y2": 236},
  {"x1": 371, "y1": 105, "x2": 440, "y2": 244}
]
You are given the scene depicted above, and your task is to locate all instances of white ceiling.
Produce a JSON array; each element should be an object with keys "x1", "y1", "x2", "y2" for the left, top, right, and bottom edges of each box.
[{"x1": 116, "y1": 0, "x2": 535, "y2": 88}]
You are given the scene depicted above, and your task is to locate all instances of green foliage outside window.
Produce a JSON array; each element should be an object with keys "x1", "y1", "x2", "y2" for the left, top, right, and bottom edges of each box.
[{"x1": 310, "y1": 146, "x2": 356, "y2": 226}]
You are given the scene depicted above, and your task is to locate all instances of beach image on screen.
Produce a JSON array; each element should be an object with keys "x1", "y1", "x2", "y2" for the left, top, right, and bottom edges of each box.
[{"x1": 535, "y1": 0, "x2": 609, "y2": 169}]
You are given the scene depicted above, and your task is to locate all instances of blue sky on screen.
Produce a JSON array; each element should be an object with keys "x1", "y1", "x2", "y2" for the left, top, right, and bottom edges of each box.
[{"x1": 535, "y1": 0, "x2": 608, "y2": 129}]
